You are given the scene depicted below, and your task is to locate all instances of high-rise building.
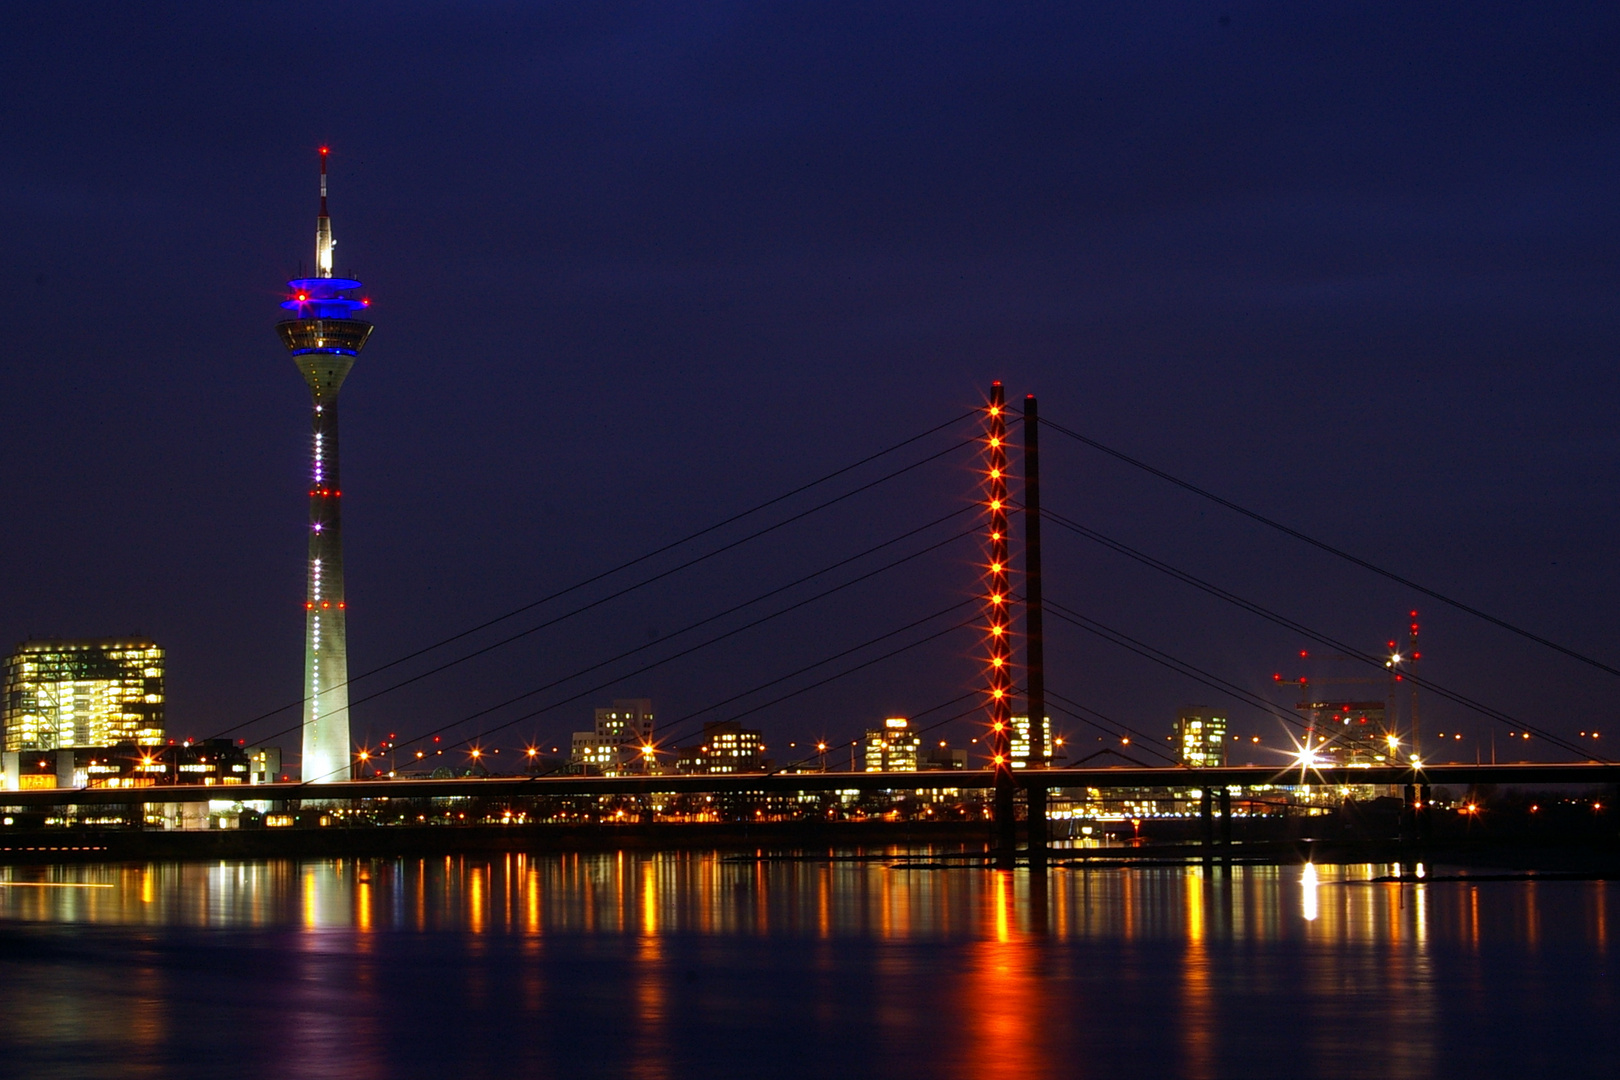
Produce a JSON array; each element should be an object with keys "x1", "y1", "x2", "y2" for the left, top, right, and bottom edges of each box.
[
  {"x1": 2, "y1": 639, "x2": 164, "y2": 752},
  {"x1": 674, "y1": 720, "x2": 763, "y2": 774},
  {"x1": 570, "y1": 698, "x2": 655, "y2": 776},
  {"x1": 1009, "y1": 715, "x2": 1052, "y2": 768},
  {"x1": 1174, "y1": 707, "x2": 1228, "y2": 768},
  {"x1": 275, "y1": 148, "x2": 374, "y2": 785},
  {"x1": 863, "y1": 717, "x2": 921, "y2": 772}
]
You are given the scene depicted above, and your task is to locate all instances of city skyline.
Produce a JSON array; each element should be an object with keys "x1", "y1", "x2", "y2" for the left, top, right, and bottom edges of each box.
[{"x1": 2, "y1": 4, "x2": 1618, "y2": 770}]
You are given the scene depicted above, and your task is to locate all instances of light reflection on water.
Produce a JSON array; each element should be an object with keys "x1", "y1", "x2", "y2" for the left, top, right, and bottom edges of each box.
[{"x1": 0, "y1": 852, "x2": 1613, "y2": 1080}]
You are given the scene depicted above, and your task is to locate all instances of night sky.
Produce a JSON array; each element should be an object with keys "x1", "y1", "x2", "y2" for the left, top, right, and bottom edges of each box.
[{"x1": 3, "y1": 2, "x2": 1617, "y2": 773}]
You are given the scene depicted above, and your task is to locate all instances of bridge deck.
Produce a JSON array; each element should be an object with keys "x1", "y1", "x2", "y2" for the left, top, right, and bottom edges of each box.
[{"x1": 0, "y1": 762, "x2": 1613, "y2": 807}]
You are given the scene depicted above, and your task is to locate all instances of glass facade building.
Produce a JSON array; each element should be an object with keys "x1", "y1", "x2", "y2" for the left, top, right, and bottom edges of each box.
[
  {"x1": 1174, "y1": 708, "x2": 1228, "y2": 768},
  {"x1": 2, "y1": 639, "x2": 164, "y2": 752},
  {"x1": 863, "y1": 717, "x2": 921, "y2": 772}
]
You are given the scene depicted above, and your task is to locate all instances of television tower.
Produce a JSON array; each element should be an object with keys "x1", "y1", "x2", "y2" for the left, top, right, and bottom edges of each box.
[{"x1": 275, "y1": 147, "x2": 373, "y2": 784}]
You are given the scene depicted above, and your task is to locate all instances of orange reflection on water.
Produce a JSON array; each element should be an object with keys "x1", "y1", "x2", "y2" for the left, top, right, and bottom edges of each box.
[
  {"x1": 468, "y1": 863, "x2": 486, "y2": 935},
  {"x1": 1181, "y1": 868, "x2": 1215, "y2": 1080},
  {"x1": 526, "y1": 865, "x2": 541, "y2": 936},
  {"x1": 952, "y1": 871, "x2": 1042, "y2": 1080}
]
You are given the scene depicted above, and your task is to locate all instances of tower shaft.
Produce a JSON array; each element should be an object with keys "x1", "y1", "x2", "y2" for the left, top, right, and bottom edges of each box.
[{"x1": 302, "y1": 397, "x2": 350, "y2": 783}]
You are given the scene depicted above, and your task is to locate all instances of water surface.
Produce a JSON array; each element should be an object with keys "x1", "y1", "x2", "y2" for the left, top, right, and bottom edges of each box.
[{"x1": 0, "y1": 851, "x2": 1611, "y2": 1078}]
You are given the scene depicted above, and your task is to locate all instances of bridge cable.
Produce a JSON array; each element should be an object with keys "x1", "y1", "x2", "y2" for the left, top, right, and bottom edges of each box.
[
  {"x1": 1037, "y1": 689, "x2": 1186, "y2": 766},
  {"x1": 207, "y1": 419, "x2": 979, "y2": 747},
  {"x1": 1037, "y1": 414, "x2": 1620, "y2": 681},
  {"x1": 240, "y1": 504, "x2": 978, "y2": 762},
  {"x1": 301, "y1": 536, "x2": 980, "y2": 783},
  {"x1": 1038, "y1": 599, "x2": 1321, "y2": 735},
  {"x1": 416, "y1": 604, "x2": 982, "y2": 789},
  {"x1": 202, "y1": 407, "x2": 980, "y2": 743},
  {"x1": 1034, "y1": 508, "x2": 1605, "y2": 762}
]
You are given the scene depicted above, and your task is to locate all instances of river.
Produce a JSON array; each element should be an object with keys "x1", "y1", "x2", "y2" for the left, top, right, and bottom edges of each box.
[{"x1": 0, "y1": 851, "x2": 1611, "y2": 1078}]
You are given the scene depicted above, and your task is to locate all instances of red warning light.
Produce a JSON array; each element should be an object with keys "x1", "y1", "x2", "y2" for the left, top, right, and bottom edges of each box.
[
  {"x1": 1299, "y1": 650, "x2": 1309, "y2": 658},
  {"x1": 319, "y1": 146, "x2": 330, "y2": 156}
]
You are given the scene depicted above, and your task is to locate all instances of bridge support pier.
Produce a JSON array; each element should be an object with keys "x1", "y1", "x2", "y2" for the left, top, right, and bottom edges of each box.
[
  {"x1": 1027, "y1": 781, "x2": 1047, "y2": 871},
  {"x1": 1218, "y1": 787, "x2": 1232, "y2": 849},
  {"x1": 1200, "y1": 787, "x2": 1215, "y2": 852},
  {"x1": 994, "y1": 779, "x2": 1017, "y2": 868}
]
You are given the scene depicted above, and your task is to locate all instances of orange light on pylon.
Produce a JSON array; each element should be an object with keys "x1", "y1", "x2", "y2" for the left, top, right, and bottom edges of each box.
[{"x1": 984, "y1": 382, "x2": 1013, "y2": 773}]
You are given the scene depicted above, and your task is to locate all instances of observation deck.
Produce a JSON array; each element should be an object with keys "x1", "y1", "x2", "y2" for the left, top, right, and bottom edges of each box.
[{"x1": 275, "y1": 277, "x2": 374, "y2": 357}]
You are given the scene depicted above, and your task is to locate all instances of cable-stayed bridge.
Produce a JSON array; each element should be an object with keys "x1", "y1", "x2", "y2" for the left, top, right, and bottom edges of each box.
[{"x1": 8, "y1": 384, "x2": 1616, "y2": 865}]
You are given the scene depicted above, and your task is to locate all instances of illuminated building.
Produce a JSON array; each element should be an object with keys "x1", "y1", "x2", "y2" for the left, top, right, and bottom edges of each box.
[
  {"x1": 247, "y1": 746, "x2": 283, "y2": 784},
  {"x1": 1174, "y1": 708, "x2": 1228, "y2": 768},
  {"x1": 168, "y1": 739, "x2": 251, "y2": 785},
  {"x1": 1296, "y1": 699, "x2": 1391, "y2": 766},
  {"x1": 1009, "y1": 715, "x2": 1052, "y2": 768},
  {"x1": 275, "y1": 148, "x2": 374, "y2": 785},
  {"x1": 2, "y1": 638, "x2": 164, "y2": 753},
  {"x1": 863, "y1": 717, "x2": 921, "y2": 772},
  {"x1": 920, "y1": 745, "x2": 967, "y2": 770},
  {"x1": 570, "y1": 698, "x2": 655, "y2": 776},
  {"x1": 2, "y1": 739, "x2": 251, "y2": 790},
  {"x1": 674, "y1": 720, "x2": 764, "y2": 774}
]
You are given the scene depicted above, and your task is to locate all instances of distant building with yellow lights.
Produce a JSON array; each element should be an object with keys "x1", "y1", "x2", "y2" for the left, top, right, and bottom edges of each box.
[
  {"x1": 1174, "y1": 707, "x2": 1227, "y2": 768},
  {"x1": 570, "y1": 698, "x2": 655, "y2": 776},
  {"x1": 674, "y1": 720, "x2": 764, "y2": 774},
  {"x1": 2, "y1": 738, "x2": 257, "y2": 791},
  {"x1": 1010, "y1": 715, "x2": 1052, "y2": 768},
  {"x1": 2, "y1": 639, "x2": 164, "y2": 753},
  {"x1": 863, "y1": 717, "x2": 921, "y2": 772}
]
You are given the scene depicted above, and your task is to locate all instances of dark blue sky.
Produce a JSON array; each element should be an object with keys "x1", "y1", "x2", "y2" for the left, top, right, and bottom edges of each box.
[{"x1": 2, "y1": 1, "x2": 1617, "y2": 769}]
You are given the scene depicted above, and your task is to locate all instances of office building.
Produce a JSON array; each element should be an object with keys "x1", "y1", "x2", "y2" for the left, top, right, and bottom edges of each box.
[
  {"x1": 1010, "y1": 715, "x2": 1053, "y2": 768},
  {"x1": 1174, "y1": 708, "x2": 1228, "y2": 768},
  {"x1": 570, "y1": 698, "x2": 655, "y2": 776},
  {"x1": 863, "y1": 717, "x2": 921, "y2": 772},
  {"x1": 3, "y1": 638, "x2": 164, "y2": 752},
  {"x1": 674, "y1": 720, "x2": 763, "y2": 774}
]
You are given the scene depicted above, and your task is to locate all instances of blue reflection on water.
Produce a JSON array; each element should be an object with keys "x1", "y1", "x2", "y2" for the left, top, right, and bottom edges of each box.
[{"x1": 0, "y1": 852, "x2": 1611, "y2": 1079}]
